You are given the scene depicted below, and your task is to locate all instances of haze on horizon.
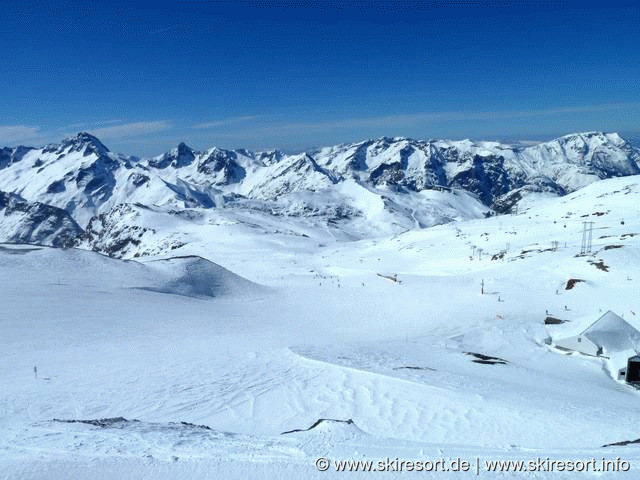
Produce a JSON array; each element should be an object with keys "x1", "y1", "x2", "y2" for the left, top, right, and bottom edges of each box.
[{"x1": 1, "y1": 0, "x2": 639, "y2": 156}]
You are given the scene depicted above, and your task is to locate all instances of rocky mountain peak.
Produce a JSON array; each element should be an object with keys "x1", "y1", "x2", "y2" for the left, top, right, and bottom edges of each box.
[
  {"x1": 149, "y1": 142, "x2": 196, "y2": 169},
  {"x1": 59, "y1": 132, "x2": 111, "y2": 156}
]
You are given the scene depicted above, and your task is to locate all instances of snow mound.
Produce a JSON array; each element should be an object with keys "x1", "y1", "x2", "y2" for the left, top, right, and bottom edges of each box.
[{"x1": 145, "y1": 255, "x2": 264, "y2": 298}]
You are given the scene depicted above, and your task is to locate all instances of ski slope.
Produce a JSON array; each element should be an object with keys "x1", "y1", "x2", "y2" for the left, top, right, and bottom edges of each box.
[{"x1": 3, "y1": 175, "x2": 640, "y2": 478}]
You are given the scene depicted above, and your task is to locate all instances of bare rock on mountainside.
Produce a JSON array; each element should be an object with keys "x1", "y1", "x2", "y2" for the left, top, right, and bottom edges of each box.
[
  {"x1": 0, "y1": 191, "x2": 83, "y2": 248},
  {"x1": 565, "y1": 278, "x2": 585, "y2": 290}
]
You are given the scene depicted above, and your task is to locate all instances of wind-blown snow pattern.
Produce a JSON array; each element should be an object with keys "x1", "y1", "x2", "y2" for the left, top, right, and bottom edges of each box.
[{"x1": 4, "y1": 133, "x2": 640, "y2": 478}]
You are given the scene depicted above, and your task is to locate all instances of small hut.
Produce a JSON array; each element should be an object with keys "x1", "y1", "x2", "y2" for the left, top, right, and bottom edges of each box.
[{"x1": 553, "y1": 311, "x2": 640, "y2": 357}]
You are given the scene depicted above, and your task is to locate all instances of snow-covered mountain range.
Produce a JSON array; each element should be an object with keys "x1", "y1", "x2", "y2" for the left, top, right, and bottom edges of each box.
[
  {"x1": 4, "y1": 133, "x2": 640, "y2": 478},
  {"x1": 1, "y1": 131, "x2": 638, "y2": 254}
]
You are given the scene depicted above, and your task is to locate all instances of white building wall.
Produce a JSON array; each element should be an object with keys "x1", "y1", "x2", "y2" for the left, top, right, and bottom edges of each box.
[{"x1": 554, "y1": 335, "x2": 601, "y2": 356}]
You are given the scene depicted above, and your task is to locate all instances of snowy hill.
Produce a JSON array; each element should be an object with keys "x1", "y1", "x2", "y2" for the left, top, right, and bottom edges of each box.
[{"x1": 144, "y1": 255, "x2": 264, "y2": 298}]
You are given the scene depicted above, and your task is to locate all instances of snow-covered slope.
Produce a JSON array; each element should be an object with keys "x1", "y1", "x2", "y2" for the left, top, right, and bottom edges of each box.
[
  {"x1": 240, "y1": 153, "x2": 338, "y2": 199},
  {"x1": 0, "y1": 190, "x2": 83, "y2": 247},
  {"x1": 144, "y1": 255, "x2": 264, "y2": 297},
  {"x1": 4, "y1": 175, "x2": 640, "y2": 478},
  {"x1": 78, "y1": 185, "x2": 489, "y2": 259}
]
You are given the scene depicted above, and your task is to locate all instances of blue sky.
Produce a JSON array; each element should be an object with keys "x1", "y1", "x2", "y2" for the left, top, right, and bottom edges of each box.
[{"x1": 1, "y1": 0, "x2": 640, "y2": 155}]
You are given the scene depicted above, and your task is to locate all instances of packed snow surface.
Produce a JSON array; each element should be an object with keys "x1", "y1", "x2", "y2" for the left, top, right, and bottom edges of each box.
[{"x1": 3, "y1": 175, "x2": 640, "y2": 478}]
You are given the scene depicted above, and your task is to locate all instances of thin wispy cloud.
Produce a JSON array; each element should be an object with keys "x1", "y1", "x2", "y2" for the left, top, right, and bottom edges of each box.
[
  {"x1": 0, "y1": 125, "x2": 44, "y2": 144},
  {"x1": 223, "y1": 102, "x2": 640, "y2": 137},
  {"x1": 89, "y1": 120, "x2": 172, "y2": 139},
  {"x1": 192, "y1": 116, "x2": 259, "y2": 130},
  {"x1": 68, "y1": 119, "x2": 128, "y2": 130},
  {"x1": 462, "y1": 102, "x2": 640, "y2": 120}
]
